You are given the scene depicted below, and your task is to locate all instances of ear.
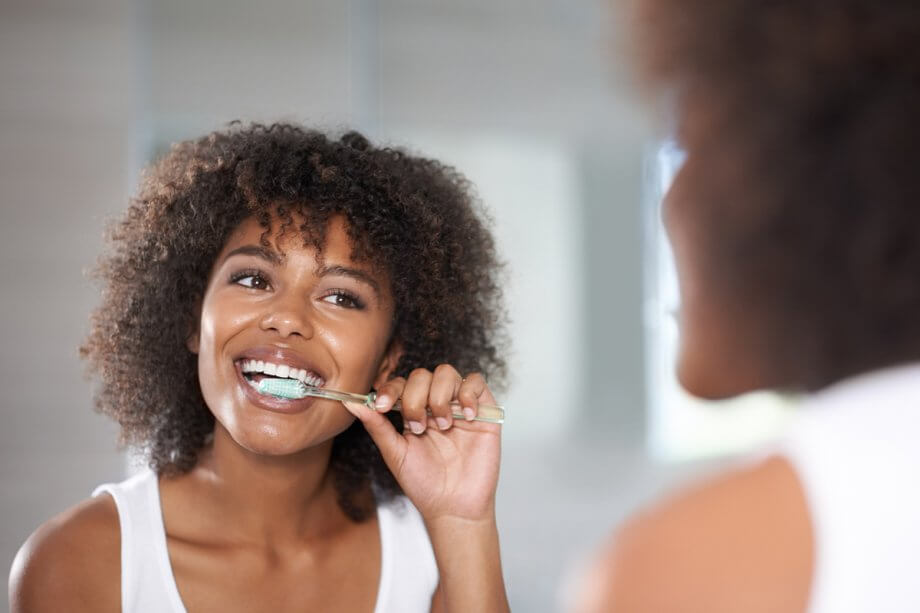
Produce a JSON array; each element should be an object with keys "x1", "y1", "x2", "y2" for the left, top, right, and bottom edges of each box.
[
  {"x1": 185, "y1": 300, "x2": 202, "y2": 355},
  {"x1": 373, "y1": 338, "x2": 403, "y2": 389},
  {"x1": 186, "y1": 329, "x2": 200, "y2": 355}
]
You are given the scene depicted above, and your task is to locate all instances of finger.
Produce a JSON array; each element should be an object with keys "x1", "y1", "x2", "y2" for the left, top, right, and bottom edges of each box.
[
  {"x1": 341, "y1": 400, "x2": 407, "y2": 474},
  {"x1": 456, "y1": 372, "x2": 494, "y2": 421},
  {"x1": 374, "y1": 376, "x2": 406, "y2": 414},
  {"x1": 400, "y1": 368, "x2": 433, "y2": 434},
  {"x1": 428, "y1": 364, "x2": 462, "y2": 431}
]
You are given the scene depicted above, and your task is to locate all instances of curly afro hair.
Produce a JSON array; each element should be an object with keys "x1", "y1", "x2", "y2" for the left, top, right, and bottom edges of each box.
[
  {"x1": 632, "y1": 0, "x2": 920, "y2": 389},
  {"x1": 80, "y1": 122, "x2": 507, "y2": 520}
]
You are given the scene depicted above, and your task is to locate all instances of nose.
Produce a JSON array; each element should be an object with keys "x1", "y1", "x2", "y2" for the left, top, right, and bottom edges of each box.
[{"x1": 259, "y1": 292, "x2": 314, "y2": 339}]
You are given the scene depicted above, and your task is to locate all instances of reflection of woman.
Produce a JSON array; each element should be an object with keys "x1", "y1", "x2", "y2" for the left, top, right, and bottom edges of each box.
[
  {"x1": 578, "y1": 1, "x2": 920, "y2": 612},
  {"x1": 10, "y1": 124, "x2": 510, "y2": 612}
]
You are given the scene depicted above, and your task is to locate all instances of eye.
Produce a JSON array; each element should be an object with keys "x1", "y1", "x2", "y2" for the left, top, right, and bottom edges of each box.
[
  {"x1": 321, "y1": 290, "x2": 364, "y2": 309},
  {"x1": 230, "y1": 270, "x2": 271, "y2": 290}
]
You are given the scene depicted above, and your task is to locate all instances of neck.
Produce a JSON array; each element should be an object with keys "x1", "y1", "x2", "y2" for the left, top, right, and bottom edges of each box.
[{"x1": 190, "y1": 425, "x2": 351, "y2": 546}]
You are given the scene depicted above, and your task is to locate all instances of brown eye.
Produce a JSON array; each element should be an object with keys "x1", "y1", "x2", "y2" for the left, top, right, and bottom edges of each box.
[
  {"x1": 321, "y1": 291, "x2": 364, "y2": 309},
  {"x1": 233, "y1": 273, "x2": 270, "y2": 290}
]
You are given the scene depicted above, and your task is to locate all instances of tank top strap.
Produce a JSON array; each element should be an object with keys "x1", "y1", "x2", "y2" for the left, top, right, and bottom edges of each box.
[
  {"x1": 374, "y1": 496, "x2": 439, "y2": 612},
  {"x1": 93, "y1": 470, "x2": 186, "y2": 613}
]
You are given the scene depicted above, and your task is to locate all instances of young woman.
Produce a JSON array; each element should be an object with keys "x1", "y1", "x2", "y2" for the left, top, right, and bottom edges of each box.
[
  {"x1": 10, "y1": 124, "x2": 510, "y2": 612},
  {"x1": 576, "y1": 1, "x2": 920, "y2": 612}
]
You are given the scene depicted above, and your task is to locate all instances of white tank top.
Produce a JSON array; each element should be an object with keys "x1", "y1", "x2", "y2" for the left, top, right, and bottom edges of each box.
[
  {"x1": 779, "y1": 362, "x2": 920, "y2": 613},
  {"x1": 93, "y1": 470, "x2": 438, "y2": 612}
]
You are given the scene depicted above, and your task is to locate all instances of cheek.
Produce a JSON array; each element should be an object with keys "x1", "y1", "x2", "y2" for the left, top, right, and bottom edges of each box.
[
  {"x1": 195, "y1": 310, "x2": 229, "y2": 415},
  {"x1": 195, "y1": 294, "x2": 251, "y2": 401},
  {"x1": 196, "y1": 302, "x2": 227, "y2": 372},
  {"x1": 197, "y1": 308, "x2": 217, "y2": 353},
  {"x1": 198, "y1": 292, "x2": 254, "y2": 352},
  {"x1": 664, "y1": 202, "x2": 744, "y2": 396},
  {"x1": 319, "y1": 320, "x2": 391, "y2": 384}
]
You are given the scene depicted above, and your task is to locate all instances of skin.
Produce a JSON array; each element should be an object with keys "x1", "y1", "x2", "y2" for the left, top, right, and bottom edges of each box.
[
  {"x1": 572, "y1": 126, "x2": 814, "y2": 612},
  {"x1": 10, "y1": 213, "x2": 509, "y2": 613},
  {"x1": 662, "y1": 107, "x2": 778, "y2": 400}
]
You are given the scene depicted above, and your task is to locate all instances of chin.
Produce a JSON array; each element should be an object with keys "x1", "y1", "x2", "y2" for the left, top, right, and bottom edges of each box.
[
  {"x1": 675, "y1": 350, "x2": 763, "y2": 401},
  {"x1": 229, "y1": 426, "x2": 311, "y2": 456},
  {"x1": 222, "y1": 408, "x2": 355, "y2": 458},
  {"x1": 220, "y1": 413, "x2": 333, "y2": 456}
]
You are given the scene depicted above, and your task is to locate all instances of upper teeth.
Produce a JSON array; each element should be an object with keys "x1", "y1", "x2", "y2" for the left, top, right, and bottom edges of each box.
[{"x1": 240, "y1": 360, "x2": 324, "y2": 386}]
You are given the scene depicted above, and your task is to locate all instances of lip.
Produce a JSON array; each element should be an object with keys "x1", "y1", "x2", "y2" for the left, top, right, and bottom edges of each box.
[{"x1": 232, "y1": 345, "x2": 330, "y2": 415}]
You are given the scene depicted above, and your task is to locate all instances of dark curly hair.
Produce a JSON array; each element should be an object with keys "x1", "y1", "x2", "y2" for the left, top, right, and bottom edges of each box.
[
  {"x1": 80, "y1": 122, "x2": 507, "y2": 520},
  {"x1": 633, "y1": 0, "x2": 920, "y2": 389}
]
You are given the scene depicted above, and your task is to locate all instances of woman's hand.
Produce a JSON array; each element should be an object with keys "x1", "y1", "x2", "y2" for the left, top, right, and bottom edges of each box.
[
  {"x1": 342, "y1": 364, "x2": 502, "y2": 523},
  {"x1": 344, "y1": 364, "x2": 510, "y2": 612}
]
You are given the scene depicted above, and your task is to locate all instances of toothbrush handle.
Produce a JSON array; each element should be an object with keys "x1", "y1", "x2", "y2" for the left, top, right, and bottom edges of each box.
[
  {"x1": 404, "y1": 401, "x2": 503, "y2": 425},
  {"x1": 365, "y1": 391, "x2": 505, "y2": 424}
]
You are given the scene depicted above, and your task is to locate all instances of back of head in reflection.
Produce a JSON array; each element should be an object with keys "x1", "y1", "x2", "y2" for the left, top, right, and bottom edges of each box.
[
  {"x1": 574, "y1": 1, "x2": 920, "y2": 612},
  {"x1": 650, "y1": 1, "x2": 920, "y2": 399}
]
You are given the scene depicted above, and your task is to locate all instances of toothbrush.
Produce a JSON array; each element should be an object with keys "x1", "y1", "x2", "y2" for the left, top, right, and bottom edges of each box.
[{"x1": 256, "y1": 378, "x2": 505, "y2": 424}]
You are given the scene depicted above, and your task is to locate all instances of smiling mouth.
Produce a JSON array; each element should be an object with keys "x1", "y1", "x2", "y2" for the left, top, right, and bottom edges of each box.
[{"x1": 238, "y1": 359, "x2": 326, "y2": 394}]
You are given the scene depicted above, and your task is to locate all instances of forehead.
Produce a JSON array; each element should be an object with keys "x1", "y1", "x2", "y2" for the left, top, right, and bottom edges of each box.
[{"x1": 222, "y1": 213, "x2": 358, "y2": 264}]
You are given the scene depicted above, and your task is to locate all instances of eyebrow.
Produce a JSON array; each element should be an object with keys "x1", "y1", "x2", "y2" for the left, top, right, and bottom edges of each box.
[
  {"x1": 222, "y1": 245, "x2": 282, "y2": 265},
  {"x1": 317, "y1": 264, "x2": 382, "y2": 296}
]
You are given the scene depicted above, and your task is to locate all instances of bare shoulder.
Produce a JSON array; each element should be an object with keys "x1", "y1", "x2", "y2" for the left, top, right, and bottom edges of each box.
[
  {"x1": 9, "y1": 494, "x2": 120, "y2": 613},
  {"x1": 575, "y1": 455, "x2": 813, "y2": 613}
]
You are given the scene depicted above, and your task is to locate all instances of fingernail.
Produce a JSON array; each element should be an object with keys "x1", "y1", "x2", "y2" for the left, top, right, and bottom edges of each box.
[
  {"x1": 408, "y1": 420, "x2": 425, "y2": 434},
  {"x1": 462, "y1": 407, "x2": 475, "y2": 421},
  {"x1": 375, "y1": 394, "x2": 389, "y2": 410},
  {"x1": 436, "y1": 417, "x2": 450, "y2": 430}
]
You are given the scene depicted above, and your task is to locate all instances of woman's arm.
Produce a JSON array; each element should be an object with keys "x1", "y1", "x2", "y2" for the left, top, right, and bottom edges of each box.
[
  {"x1": 426, "y1": 514, "x2": 507, "y2": 613},
  {"x1": 345, "y1": 366, "x2": 510, "y2": 613},
  {"x1": 9, "y1": 496, "x2": 121, "y2": 613}
]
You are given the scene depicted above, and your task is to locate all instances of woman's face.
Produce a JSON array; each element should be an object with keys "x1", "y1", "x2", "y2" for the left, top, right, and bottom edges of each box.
[
  {"x1": 189, "y1": 213, "x2": 399, "y2": 456},
  {"x1": 662, "y1": 146, "x2": 771, "y2": 400}
]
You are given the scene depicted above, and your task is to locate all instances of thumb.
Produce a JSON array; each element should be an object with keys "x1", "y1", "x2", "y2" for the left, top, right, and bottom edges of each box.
[{"x1": 343, "y1": 401, "x2": 407, "y2": 474}]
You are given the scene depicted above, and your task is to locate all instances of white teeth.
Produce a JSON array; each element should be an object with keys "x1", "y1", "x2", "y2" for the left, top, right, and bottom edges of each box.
[{"x1": 238, "y1": 359, "x2": 324, "y2": 386}]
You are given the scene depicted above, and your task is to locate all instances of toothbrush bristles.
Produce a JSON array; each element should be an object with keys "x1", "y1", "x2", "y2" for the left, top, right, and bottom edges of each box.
[{"x1": 256, "y1": 377, "x2": 307, "y2": 399}]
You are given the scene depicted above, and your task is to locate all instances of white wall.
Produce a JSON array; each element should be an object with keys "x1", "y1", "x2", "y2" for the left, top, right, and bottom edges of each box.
[{"x1": 0, "y1": 1, "x2": 140, "y2": 606}]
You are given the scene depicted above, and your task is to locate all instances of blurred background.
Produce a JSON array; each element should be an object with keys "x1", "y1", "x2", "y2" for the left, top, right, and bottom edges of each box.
[{"x1": 1, "y1": 0, "x2": 794, "y2": 610}]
